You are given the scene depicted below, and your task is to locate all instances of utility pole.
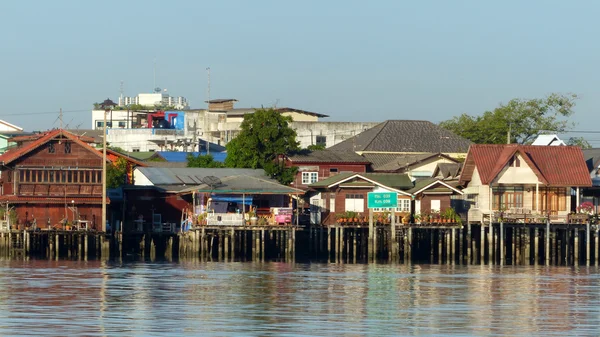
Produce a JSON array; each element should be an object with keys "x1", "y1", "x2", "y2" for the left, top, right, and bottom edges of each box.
[
  {"x1": 100, "y1": 99, "x2": 116, "y2": 233},
  {"x1": 507, "y1": 123, "x2": 511, "y2": 144},
  {"x1": 206, "y1": 67, "x2": 211, "y2": 155}
]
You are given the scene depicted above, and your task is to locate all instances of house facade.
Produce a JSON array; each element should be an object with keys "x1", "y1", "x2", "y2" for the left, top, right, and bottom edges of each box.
[
  {"x1": 459, "y1": 144, "x2": 592, "y2": 224},
  {"x1": 0, "y1": 129, "x2": 144, "y2": 230},
  {"x1": 308, "y1": 173, "x2": 463, "y2": 225}
]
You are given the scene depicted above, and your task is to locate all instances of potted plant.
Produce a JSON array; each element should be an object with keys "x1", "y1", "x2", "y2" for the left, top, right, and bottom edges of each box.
[
  {"x1": 249, "y1": 208, "x2": 258, "y2": 225},
  {"x1": 413, "y1": 213, "x2": 421, "y2": 224}
]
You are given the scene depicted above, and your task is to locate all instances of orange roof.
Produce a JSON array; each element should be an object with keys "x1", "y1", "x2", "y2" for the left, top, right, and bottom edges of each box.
[
  {"x1": 0, "y1": 129, "x2": 104, "y2": 165},
  {"x1": 459, "y1": 144, "x2": 592, "y2": 187}
]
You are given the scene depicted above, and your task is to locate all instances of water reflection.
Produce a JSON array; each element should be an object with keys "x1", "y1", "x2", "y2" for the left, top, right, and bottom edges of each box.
[{"x1": 0, "y1": 260, "x2": 598, "y2": 336}]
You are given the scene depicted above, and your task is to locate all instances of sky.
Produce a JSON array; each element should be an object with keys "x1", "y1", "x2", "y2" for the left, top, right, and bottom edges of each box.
[{"x1": 1, "y1": 0, "x2": 600, "y2": 143}]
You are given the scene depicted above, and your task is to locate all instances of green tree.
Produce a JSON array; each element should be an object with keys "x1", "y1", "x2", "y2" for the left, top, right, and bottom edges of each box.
[
  {"x1": 106, "y1": 157, "x2": 128, "y2": 189},
  {"x1": 225, "y1": 108, "x2": 300, "y2": 184},
  {"x1": 440, "y1": 93, "x2": 582, "y2": 144},
  {"x1": 566, "y1": 137, "x2": 592, "y2": 149},
  {"x1": 306, "y1": 144, "x2": 326, "y2": 151},
  {"x1": 187, "y1": 154, "x2": 224, "y2": 168}
]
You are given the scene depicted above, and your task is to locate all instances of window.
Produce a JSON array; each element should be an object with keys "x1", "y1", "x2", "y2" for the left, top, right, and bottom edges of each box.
[
  {"x1": 302, "y1": 172, "x2": 318, "y2": 184},
  {"x1": 533, "y1": 187, "x2": 567, "y2": 213},
  {"x1": 492, "y1": 186, "x2": 524, "y2": 210},
  {"x1": 467, "y1": 194, "x2": 479, "y2": 209},
  {"x1": 329, "y1": 168, "x2": 338, "y2": 173},
  {"x1": 373, "y1": 197, "x2": 411, "y2": 213},
  {"x1": 509, "y1": 156, "x2": 521, "y2": 167},
  {"x1": 48, "y1": 143, "x2": 55, "y2": 153},
  {"x1": 345, "y1": 194, "x2": 364, "y2": 212},
  {"x1": 431, "y1": 200, "x2": 441, "y2": 212},
  {"x1": 132, "y1": 148, "x2": 140, "y2": 152},
  {"x1": 96, "y1": 121, "x2": 104, "y2": 128},
  {"x1": 316, "y1": 135, "x2": 327, "y2": 147},
  {"x1": 118, "y1": 121, "x2": 126, "y2": 128},
  {"x1": 64, "y1": 142, "x2": 71, "y2": 154}
]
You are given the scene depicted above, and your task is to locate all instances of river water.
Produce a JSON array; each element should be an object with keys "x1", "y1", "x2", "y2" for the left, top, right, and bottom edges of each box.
[{"x1": 0, "y1": 259, "x2": 598, "y2": 336}]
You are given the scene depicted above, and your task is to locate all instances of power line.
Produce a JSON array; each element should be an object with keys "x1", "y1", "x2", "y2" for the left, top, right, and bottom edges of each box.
[{"x1": 2, "y1": 109, "x2": 89, "y2": 116}]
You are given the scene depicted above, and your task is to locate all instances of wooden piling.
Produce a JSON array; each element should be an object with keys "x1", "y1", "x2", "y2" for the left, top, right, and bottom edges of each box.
[
  {"x1": 534, "y1": 228, "x2": 539, "y2": 266},
  {"x1": 586, "y1": 222, "x2": 591, "y2": 266}
]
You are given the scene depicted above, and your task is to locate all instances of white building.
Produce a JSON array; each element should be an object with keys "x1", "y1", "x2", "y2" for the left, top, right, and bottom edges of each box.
[
  {"x1": 92, "y1": 98, "x2": 378, "y2": 152},
  {"x1": 118, "y1": 91, "x2": 189, "y2": 110}
]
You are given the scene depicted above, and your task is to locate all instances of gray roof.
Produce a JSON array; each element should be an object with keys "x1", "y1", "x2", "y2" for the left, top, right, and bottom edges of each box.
[
  {"x1": 288, "y1": 150, "x2": 369, "y2": 163},
  {"x1": 136, "y1": 167, "x2": 267, "y2": 186},
  {"x1": 224, "y1": 107, "x2": 329, "y2": 118},
  {"x1": 178, "y1": 175, "x2": 303, "y2": 195},
  {"x1": 434, "y1": 163, "x2": 463, "y2": 180},
  {"x1": 582, "y1": 148, "x2": 600, "y2": 173},
  {"x1": 145, "y1": 161, "x2": 189, "y2": 168},
  {"x1": 329, "y1": 120, "x2": 472, "y2": 154},
  {"x1": 67, "y1": 129, "x2": 103, "y2": 143},
  {"x1": 362, "y1": 153, "x2": 434, "y2": 171}
]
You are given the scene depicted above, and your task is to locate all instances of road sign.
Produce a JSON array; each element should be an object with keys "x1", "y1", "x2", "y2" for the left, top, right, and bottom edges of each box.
[{"x1": 367, "y1": 192, "x2": 398, "y2": 208}]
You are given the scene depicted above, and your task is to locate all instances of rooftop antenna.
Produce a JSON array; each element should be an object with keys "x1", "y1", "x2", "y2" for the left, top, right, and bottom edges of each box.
[
  {"x1": 153, "y1": 57, "x2": 157, "y2": 92},
  {"x1": 120, "y1": 80, "x2": 124, "y2": 102},
  {"x1": 206, "y1": 67, "x2": 211, "y2": 110},
  {"x1": 206, "y1": 67, "x2": 211, "y2": 155},
  {"x1": 59, "y1": 108, "x2": 63, "y2": 129}
]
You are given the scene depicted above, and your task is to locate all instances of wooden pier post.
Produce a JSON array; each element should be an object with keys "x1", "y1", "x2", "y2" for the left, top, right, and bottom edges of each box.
[
  {"x1": 467, "y1": 224, "x2": 472, "y2": 264},
  {"x1": 451, "y1": 227, "x2": 456, "y2": 265},
  {"x1": 446, "y1": 229, "x2": 451, "y2": 265},
  {"x1": 368, "y1": 210, "x2": 374, "y2": 261},
  {"x1": 430, "y1": 230, "x2": 435, "y2": 264},
  {"x1": 594, "y1": 226, "x2": 600, "y2": 266},
  {"x1": 390, "y1": 213, "x2": 396, "y2": 262},
  {"x1": 545, "y1": 221, "x2": 550, "y2": 266},
  {"x1": 459, "y1": 226, "x2": 463, "y2": 265},
  {"x1": 55, "y1": 234, "x2": 60, "y2": 260},
  {"x1": 499, "y1": 221, "x2": 504, "y2": 266},
  {"x1": 574, "y1": 228, "x2": 579, "y2": 266},
  {"x1": 406, "y1": 227, "x2": 412, "y2": 264},
  {"x1": 534, "y1": 228, "x2": 539, "y2": 266},
  {"x1": 586, "y1": 222, "x2": 591, "y2": 266},
  {"x1": 353, "y1": 230, "x2": 357, "y2": 263},
  {"x1": 438, "y1": 230, "x2": 443, "y2": 264},
  {"x1": 231, "y1": 229, "x2": 236, "y2": 261},
  {"x1": 327, "y1": 227, "x2": 331, "y2": 260},
  {"x1": 261, "y1": 229, "x2": 266, "y2": 262},
  {"x1": 487, "y1": 225, "x2": 493, "y2": 265},
  {"x1": 480, "y1": 224, "x2": 485, "y2": 264}
]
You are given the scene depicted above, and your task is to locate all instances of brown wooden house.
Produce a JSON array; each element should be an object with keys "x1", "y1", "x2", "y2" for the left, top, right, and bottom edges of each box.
[{"x1": 0, "y1": 129, "x2": 143, "y2": 230}]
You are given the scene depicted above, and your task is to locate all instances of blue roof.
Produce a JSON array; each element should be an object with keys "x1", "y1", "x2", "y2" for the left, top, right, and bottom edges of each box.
[{"x1": 157, "y1": 151, "x2": 227, "y2": 163}]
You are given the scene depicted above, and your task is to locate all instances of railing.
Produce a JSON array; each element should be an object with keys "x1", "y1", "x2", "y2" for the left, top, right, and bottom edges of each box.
[{"x1": 206, "y1": 213, "x2": 244, "y2": 226}]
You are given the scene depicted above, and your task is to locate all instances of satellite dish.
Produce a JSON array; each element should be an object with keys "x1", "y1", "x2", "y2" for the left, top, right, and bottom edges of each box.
[
  {"x1": 154, "y1": 87, "x2": 162, "y2": 93},
  {"x1": 202, "y1": 176, "x2": 222, "y2": 189}
]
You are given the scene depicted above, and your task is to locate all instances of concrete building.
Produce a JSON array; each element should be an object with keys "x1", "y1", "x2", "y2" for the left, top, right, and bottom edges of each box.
[
  {"x1": 94, "y1": 98, "x2": 377, "y2": 152},
  {"x1": 117, "y1": 91, "x2": 189, "y2": 110}
]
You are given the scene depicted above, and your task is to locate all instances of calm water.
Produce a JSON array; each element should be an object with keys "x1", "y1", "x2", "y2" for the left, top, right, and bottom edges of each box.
[{"x1": 0, "y1": 260, "x2": 598, "y2": 336}]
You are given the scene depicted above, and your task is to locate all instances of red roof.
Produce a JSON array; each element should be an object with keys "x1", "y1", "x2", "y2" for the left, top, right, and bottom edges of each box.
[
  {"x1": 459, "y1": 144, "x2": 592, "y2": 187},
  {"x1": 0, "y1": 129, "x2": 104, "y2": 165}
]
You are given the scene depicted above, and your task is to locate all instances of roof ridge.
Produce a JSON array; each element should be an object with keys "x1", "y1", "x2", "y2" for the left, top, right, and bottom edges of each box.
[{"x1": 363, "y1": 121, "x2": 388, "y2": 151}]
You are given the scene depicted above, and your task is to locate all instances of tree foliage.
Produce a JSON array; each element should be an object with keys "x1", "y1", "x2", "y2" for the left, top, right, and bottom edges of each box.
[
  {"x1": 187, "y1": 154, "x2": 224, "y2": 168},
  {"x1": 106, "y1": 158, "x2": 128, "y2": 189},
  {"x1": 439, "y1": 93, "x2": 581, "y2": 144},
  {"x1": 566, "y1": 137, "x2": 592, "y2": 149},
  {"x1": 306, "y1": 144, "x2": 326, "y2": 151},
  {"x1": 225, "y1": 108, "x2": 300, "y2": 184}
]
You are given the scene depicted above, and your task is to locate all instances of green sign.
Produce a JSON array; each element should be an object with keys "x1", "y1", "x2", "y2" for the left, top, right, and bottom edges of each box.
[{"x1": 367, "y1": 192, "x2": 398, "y2": 208}]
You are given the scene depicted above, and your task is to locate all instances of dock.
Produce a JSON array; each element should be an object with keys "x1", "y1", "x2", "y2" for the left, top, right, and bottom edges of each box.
[{"x1": 0, "y1": 221, "x2": 596, "y2": 266}]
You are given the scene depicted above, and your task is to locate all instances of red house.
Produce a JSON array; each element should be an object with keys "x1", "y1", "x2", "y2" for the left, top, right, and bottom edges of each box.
[
  {"x1": 284, "y1": 150, "x2": 370, "y2": 191},
  {"x1": 0, "y1": 129, "x2": 143, "y2": 230}
]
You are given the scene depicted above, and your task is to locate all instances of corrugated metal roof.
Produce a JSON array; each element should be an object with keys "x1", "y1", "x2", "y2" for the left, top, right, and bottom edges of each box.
[
  {"x1": 178, "y1": 175, "x2": 303, "y2": 195},
  {"x1": 288, "y1": 150, "x2": 369, "y2": 163},
  {"x1": 309, "y1": 172, "x2": 413, "y2": 190},
  {"x1": 136, "y1": 167, "x2": 267, "y2": 186},
  {"x1": 459, "y1": 144, "x2": 592, "y2": 186},
  {"x1": 362, "y1": 153, "x2": 437, "y2": 171}
]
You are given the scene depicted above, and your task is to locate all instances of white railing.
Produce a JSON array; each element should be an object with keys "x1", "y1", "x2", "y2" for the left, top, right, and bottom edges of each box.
[{"x1": 206, "y1": 213, "x2": 244, "y2": 226}]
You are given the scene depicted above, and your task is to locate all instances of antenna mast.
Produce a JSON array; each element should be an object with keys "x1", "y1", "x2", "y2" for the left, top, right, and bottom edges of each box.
[
  {"x1": 59, "y1": 108, "x2": 63, "y2": 129},
  {"x1": 206, "y1": 67, "x2": 211, "y2": 155},
  {"x1": 153, "y1": 57, "x2": 156, "y2": 91}
]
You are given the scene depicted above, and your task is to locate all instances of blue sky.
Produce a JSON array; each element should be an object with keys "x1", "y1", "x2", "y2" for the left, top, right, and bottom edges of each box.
[{"x1": 1, "y1": 1, "x2": 600, "y2": 143}]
